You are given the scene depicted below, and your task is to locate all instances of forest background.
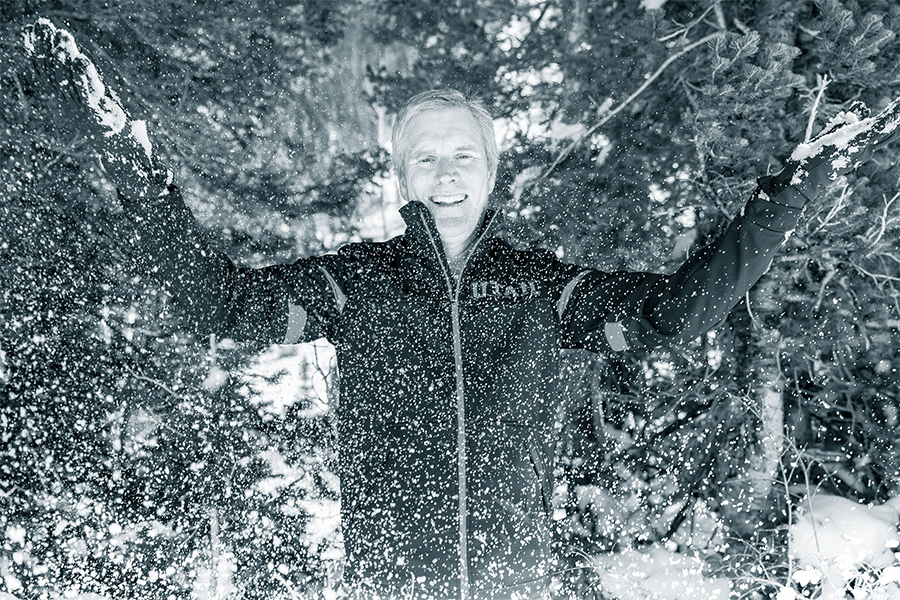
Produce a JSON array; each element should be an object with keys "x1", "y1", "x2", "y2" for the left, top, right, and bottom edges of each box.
[{"x1": 3, "y1": 0, "x2": 900, "y2": 599}]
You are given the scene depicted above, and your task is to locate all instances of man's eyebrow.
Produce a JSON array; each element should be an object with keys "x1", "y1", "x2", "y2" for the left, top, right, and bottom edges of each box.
[{"x1": 409, "y1": 142, "x2": 483, "y2": 155}]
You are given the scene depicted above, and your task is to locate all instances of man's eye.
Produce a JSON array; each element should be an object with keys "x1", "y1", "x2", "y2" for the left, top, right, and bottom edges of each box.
[
  {"x1": 417, "y1": 156, "x2": 436, "y2": 164},
  {"x1": 456, "y1": 153, "x2": 473, "y2": 160}
]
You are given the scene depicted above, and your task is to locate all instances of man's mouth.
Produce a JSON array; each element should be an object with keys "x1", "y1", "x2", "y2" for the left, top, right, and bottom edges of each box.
[{"x1": 429, "y1": 194, "x2": 467, "y2": 205}]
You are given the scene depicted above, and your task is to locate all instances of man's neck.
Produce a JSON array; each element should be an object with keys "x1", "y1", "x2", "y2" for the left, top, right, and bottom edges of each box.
[{"x1": 441, "y1": 228, "x2": 480, "y2": 281}]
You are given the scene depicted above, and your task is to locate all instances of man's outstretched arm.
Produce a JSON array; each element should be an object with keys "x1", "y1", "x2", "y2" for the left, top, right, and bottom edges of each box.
[
  {"x1": 560, "y1": 98, "x2": 900, "y2": 354},
  {"x1": 24, "y1": 19, "x2": 340, "y2": 344}
]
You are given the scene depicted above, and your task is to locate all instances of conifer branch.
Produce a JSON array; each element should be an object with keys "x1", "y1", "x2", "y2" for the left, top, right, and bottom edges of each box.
[{"x1": 534, "y1": 31, "x2": 726, "y2": 186}]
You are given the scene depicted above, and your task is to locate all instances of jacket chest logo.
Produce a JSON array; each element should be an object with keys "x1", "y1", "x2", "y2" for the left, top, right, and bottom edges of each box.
[{"x1": 471, "y1": 280, "x2": 539, "y2": 300}]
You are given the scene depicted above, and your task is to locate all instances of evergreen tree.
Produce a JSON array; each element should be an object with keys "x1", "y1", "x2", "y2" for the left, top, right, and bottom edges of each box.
[{"x1": 3, "y1": 0, "x2": 900, "y2": 598}]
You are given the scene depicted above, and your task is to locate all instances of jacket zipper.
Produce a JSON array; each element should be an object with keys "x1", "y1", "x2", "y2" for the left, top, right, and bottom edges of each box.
[{"x1": 417, "y1": 209, "x2": 494, "y2": 600}]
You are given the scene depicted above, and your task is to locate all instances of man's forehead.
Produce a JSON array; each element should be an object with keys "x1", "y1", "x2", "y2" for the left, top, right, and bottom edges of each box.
[
  {"x1": 404, "y1": 108, "x2": 484, "y2": 149},
  {"x1": 408, "y1": 135, "x2": 482, "y2": 151}
]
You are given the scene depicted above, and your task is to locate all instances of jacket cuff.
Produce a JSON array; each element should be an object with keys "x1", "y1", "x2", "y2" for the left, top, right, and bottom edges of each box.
[
  {"x1": 117, "y1": 183, "x2": 177, "y2": 205},
  {"x1": 120, "y1": 183, "x2": 183, "y2": 211},
  {"x1": 758, "y1": 172, "x2": 813, "y2": 208},
  {"x1": 741, "y1": 187, "x2": 804, "y2": 232}
]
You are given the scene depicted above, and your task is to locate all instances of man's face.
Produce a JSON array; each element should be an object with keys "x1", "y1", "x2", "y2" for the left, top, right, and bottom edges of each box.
[{"x1": 399, "y1": 107, "x2": 496, "y2": 239}]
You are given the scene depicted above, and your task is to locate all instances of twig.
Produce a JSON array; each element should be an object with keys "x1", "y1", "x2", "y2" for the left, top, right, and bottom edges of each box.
[
  {"x1": 312, "y1": 342, "x2": 335, "y2": 408},
  {"x1": 174, "y1": 68, "x2": 193, "y2": 119},
  {"x1": 658, "y1": 1, "x2": 721, "y2": 42},
  {"x1": 732, "y1": 19, "x2": 751, "y2": 36},
  {"x1": 41, "y1": 11, "x2": 92, "y2": 22},
  {"x1": 881, "y1": 252, "x2": 900, "y2": 267},
  {"x1": 890, "y1": 281, "x2": 900, "y2": 318},
  {"x1": 804, "y1": 74, "x2": 830, "y2": 143},
  {"x1": 810, "y1": 183, "x2": 849, "y2": 235},
  {"x1": 532, "y1": 31, "x2": 726, "y2": 186},
  {"x1": 679, "y1": 76, "x2": 700, "y2": 112},
  {"x1": 126, "y1": 366, "x2": 180, "y2": 397},
  {"x1": 273, "y1": 572, "x2": 302, "y2": 600},
  {"x1": 852, "y1": 262, "x2": 900, "y2": 284},
  {"x1": 779, "y1": 438, "x2": 801, "y2": 589},
  {"x1": 745, "y1": 290, "x2": 761, "y2": 329},
  {"x1": 514, "y1": 1, "x2": 552, "y2": 58},
  {"x1": 12, "y1": 71, "x2": 28, "y2": 112},
  {"x1": 713, "y1": 1, "x2": 727, "y2": 30},
  {"x1": 813, "y1": 267, "x2": 837, "y2": 312},
  {"x1": 865, "y1": 190, "x2": 900, "y2": 248}
]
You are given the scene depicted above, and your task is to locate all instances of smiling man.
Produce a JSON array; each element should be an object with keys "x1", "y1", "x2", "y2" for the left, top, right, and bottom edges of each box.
[
  {"x1": 24, "y1": 19, "x2": 900, "y2": 600},
  {"x1": 394, "y1": 99, "x2": 498, "y2": 279}
]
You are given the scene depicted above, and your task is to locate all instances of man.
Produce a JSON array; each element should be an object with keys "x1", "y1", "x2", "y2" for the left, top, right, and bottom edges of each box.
[{"x1": 24, "y1": 18, "x2": 900, "y2": 600}]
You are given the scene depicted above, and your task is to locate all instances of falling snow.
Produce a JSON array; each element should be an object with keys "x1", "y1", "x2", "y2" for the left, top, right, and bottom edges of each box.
[{"x1": 5, "y1": 5, "x2": 900, "y2": 600}]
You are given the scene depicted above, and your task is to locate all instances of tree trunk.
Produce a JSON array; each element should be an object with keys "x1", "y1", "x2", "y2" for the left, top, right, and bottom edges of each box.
[
  {"x1": 721, "y1": 277, "x2": 786, "y2": 537},
  {"x1": 210, "y1": 506, "x2": 221, "y2": 599},
  {"x1": 566, "y1": 0, "x2": 588, "y2": 47}
]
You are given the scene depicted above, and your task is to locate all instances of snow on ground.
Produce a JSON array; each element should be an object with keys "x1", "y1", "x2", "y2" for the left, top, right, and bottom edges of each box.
[
  {"x1": 579, "y1": 489, "x2": 900, "y2": 600},
  {"x1": 574, "y1": 484, "x2": 730, "y2": 600},
  {"x1": 589, "y1": 545, "x2": 730, "y2": 600},
  {"x1": 787, "y1": 493, "x2": 900, "y2": 600}
]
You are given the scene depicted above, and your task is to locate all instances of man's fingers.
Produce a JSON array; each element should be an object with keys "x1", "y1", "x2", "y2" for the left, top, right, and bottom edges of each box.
[
  {"x1": 22, "y1": 24, "x2": 39, "y2": 57},
  {"x1": 819, "y1": 98, "x2": 900, "y2": 174},
  {"x1": 24, "y1": 19, "x2": 129, "y2": 137},
  {"x1": 25, "y1": 20, "x2": 75, "y2": 100},
  {"x1": 810, "y1": 101, "x2": 871, "y2": 143},
  {"x1": 870, "y1": 95, "x2": 900, "y2": 151},
  {"x1": 69, "y1": 56, "x2": 94, "y2": 103},
  {"x1": 25, "y1": 20, "x2": 55, "y2": 59},
  {"x1": 48, "y1": 52, "x2": 79, "y2": 106},
  {"x1": 846, "y1": 100, "x2": 871, "y2": 121},
  {"x1": 25, "y1": 22, "x2": 56, "y2": 80},
  {"x1": 69, "y1": 54, "x2": 128, "y2": 135}
]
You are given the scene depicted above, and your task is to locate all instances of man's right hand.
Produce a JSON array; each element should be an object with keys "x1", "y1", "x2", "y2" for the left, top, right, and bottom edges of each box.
[{"x1": 24, "y1": 18, "x2": 172, "y2": 200}]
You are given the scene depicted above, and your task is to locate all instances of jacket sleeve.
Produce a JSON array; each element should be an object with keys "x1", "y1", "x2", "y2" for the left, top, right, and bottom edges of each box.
[
  {"x1": 558, "y1": 181, "x2": 807, "y2": 354},
  {"x1": 122, "y1": 186, "x2": 344, "y2": 344}
]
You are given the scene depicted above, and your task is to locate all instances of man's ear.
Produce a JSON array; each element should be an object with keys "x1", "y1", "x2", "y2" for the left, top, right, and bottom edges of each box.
[
  {"x1": 488, "y1": 171, "x2": 497, "y2": 194},
  {"x1": 398, "y1": 175, "x2": 408, "y2": 201}
]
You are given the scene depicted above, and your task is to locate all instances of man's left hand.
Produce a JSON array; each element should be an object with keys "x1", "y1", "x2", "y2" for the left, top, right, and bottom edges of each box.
[{"x1": 784, "y1": 95, "x2": 900, "y2": 202}]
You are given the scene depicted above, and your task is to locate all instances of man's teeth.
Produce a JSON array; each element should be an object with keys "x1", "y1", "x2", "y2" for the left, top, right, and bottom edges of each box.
[{"x1": 430, "y1": 194, "x2": 467, "y2": 205}]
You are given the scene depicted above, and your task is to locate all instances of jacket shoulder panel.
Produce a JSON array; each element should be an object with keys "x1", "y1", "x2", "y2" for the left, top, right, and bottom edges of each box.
[{"x1": 330, "y1": 236, "x2": 433, "y2": 298}]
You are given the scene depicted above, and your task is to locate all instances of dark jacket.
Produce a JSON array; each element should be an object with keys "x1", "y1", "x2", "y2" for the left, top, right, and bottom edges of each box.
[{"x1": 125, "y1": 181, "x2": 805, "y2": 600}]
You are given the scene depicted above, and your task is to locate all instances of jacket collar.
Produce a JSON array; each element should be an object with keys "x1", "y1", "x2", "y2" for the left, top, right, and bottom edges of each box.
[{"x1": 399, "y1": 201, "x2": 500, "y2": 275}]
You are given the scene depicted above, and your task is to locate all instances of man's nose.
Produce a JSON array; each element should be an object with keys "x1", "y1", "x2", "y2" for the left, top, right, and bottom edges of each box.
[{"x1": 435, "y1": 158, "x2": 459, "y2": 183}]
